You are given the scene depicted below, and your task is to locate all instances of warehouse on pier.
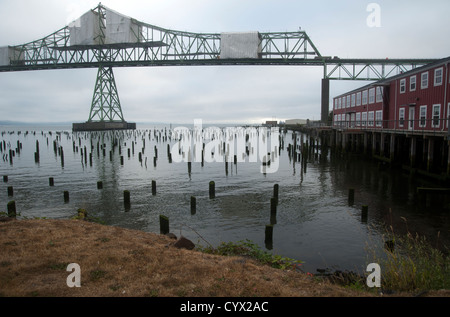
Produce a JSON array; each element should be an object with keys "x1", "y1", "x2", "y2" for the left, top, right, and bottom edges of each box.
[{"x1": 331, "y1": 56, "x2": 450, "y2": 180}]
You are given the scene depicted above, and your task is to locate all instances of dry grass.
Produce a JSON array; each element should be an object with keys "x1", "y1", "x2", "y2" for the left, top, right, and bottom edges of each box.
[{"x1": 0, "y1": 218, "x2": 448, "y2": 297}]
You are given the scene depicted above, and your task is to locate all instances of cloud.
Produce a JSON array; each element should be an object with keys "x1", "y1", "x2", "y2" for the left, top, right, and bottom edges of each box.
[{"x1": 0, "y1": 0, "x2": 449, "y2": 124}]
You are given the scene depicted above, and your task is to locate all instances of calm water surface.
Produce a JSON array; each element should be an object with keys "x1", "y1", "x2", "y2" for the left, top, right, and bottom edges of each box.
[{"x1": 1, "y1": 123, "x2": 449, "y2": 275}]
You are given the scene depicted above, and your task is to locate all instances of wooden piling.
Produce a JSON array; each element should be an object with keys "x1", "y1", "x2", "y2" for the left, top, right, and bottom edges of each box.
[
  {"x1": 273, "y1": 184, "x2": 279, "y2": 203},
  {"x1": 190, "y1": 196, "x2": 196, "y2": 214},
  {"x1": 7, "y1": 201, "x2": 16, "y2": 218},
  {"x1": 49, "y1": 177, "x2": 54, "y2": 186},
  {"x1": 7, "y1": 186, "x2": 13, "y2": 197},
  {"x1": 265, "y1": 224, "x2": 273, "y2": 245},
  {"x1": 64, "y1": 191, "x2": 69, "y2": 203},
  {"x1": 270, "y1": 197, "x2": 277, "y2": 215},
  {"x1": 361, "y1": 205, "x2": 368, "y2": 222},
  {"x1": 159, "y1": 215, "x2": 169, "y2": 234},
  {"x1": 97, "y1": 181, "x2": 103, "y2": 189},
  {"x1": 152, "y1": 180, "x2": 156, "y2": 195},
  {"x1": 348, "y1": 188, "x2": 355, "y2": 205},
  {"x1": 3, "y1": 175, "x2": 7, "y2": 183},
  {"x1": 209, "y1": 181, "x2": 215, "y2": 199},
  {"x1": 124, "y1": 190, "x2": 130, "y2": 205}
]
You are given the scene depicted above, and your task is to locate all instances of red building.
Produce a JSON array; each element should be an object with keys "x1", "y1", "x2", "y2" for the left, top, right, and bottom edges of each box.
[{"x1": 333, "y1": 56, "x2": 450, "y2": 133}]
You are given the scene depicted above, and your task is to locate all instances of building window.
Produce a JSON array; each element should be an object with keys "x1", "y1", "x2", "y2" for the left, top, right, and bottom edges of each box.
[
  {"x1": 369, "y1": 88, "x2": 375, "y2": 104},
  {"x1": 350, "y1": 113, "x2": 355, "y2": 127},
  {"x1": 356, "y1": 112, "x2": 361, "y2": 127},
  {"x1": 410, "y1": 76, "x2": 416, "y2": 91},
  {"x1": 351, "y1": 94, "x2": 356, "y2": 107},
  {"x1": 434, "y1": 68, "x2": 443, "y2": 86},
  {"x1": 375, "y1": 110, "x2": 382, "y2": 127},
  {"x1": 399, "y1": 108, "x2": 405, "y2": 127},
  {"x1": 356, "y1": 92, "x2": 361, "y2": 106},
  {"x1": 362, "y1": 90, "x2": 368, "y2": 105},
  {"x1": 346, "y1": 95, "x2": 350, "y2": 108},
  {"x1": 432, "y1": 104, "x2": 441, "y2": 127},
  {"x1": 376, "y1": 87, "x2": 383, "y2": 103},
  {"x1": 421, "y1": 72, "x2": 428, "y2": 89},
  {"x1": 362, "y1": 112, "x2": 367, "y2": 126},
  {"x1": 368, "y1": 111, "x2": 374, "y2": 126},
  {"x1": 419, "y1": 105, "x2": 427, "y2": 127},
  {"x1": 448, "y1": 103, "x2": 450, "y2": 128},
  {"x1": 400, "y1": 79, "x2": 406, "y2": 93}
]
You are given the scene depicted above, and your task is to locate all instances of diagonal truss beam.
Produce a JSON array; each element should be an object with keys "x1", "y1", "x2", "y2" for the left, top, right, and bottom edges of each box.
[{"x1": 322, "y1": 58, "x2": 432, "y2": 81}]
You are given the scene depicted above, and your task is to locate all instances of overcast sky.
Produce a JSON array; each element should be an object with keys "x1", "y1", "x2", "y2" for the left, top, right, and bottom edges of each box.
[{"x1": 0, "y1": 0, "x2": 449, "y2": 125}]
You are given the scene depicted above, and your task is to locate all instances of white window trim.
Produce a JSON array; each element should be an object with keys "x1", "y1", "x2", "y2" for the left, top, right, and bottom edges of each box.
[
  {"x1": 362, "y1": 112, "x2": 367, "y2": 126},
  {"x1": 410, "y1": 75, "x2": 416, "y2": 92},
  {"x1": 376, "y1": 87, "x2": 383, "y2": 103},
  {"x1": 434, "y1": 67, "x2": 443, "y2": 86},
  {"x1": 368, "y1": 111, "x2": 374, "y2": 126},
  {"x1": 419, "y1": 105, "x2": 427, "y2": 128},
  {"x1": 356, "y1": 92, "x2": 361, "y2": 106},
  {"x1": 399, "y1": 108, "x2": 405, "y2": 127},
  {"x1": 400, "y1": 78, "x2": 406, "y2": 93},
  {"x1": 351, "y1": 94, "x2": 356, "y2": 107},
  {"x1": 369, "y1": 88, "x2": 375, "y2": 104},
  {"x1": 421, "y1": 72, "x2": 428, "y2": 89},
  {"x1": 448, "y1": 103, "x2": 450, "y2": 129},
  {"x1": 375, "y1": 110, "x2": 382, "y2": 127},
  {"x1": 362, "y1": 90, "x2": 368, "y2": 105},
  {"x1": 432, "y1": 104, "x2": 441, "y2": 128}
]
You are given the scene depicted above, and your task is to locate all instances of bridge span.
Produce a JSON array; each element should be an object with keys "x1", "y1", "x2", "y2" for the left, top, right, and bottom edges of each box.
[{"x1": 0, "y1": 3, "x2": 438, "y2": 130}]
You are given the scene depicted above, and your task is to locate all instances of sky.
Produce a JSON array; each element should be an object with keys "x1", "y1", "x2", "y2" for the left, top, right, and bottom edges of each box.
[{"x1": 0, "y1": 0, "x2": 449, "y2": 125}]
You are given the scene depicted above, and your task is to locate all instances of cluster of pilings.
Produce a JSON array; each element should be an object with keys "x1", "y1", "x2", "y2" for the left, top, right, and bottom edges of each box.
[
  {"x1": 2, "y1": 127, "x2": 311, "y2": 250},
  {"x1": 321, "y1": 127, "x2": 450, "y2": 183}
]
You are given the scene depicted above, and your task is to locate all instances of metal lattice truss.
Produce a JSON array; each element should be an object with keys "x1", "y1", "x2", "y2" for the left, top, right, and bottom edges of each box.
[
  {"x1": 322, "y1": 58, "x2": 432, "y2": 80},
  {"x1": 1, "y1": 3, "x2": 435, "y2": 77},
  {"x1": 0, "y1": 4, "x2": 323, "y2": 71},
  {"x1": 0, "y1": 3, "x2": 439, "y2": 123},
  {"x1": 89, "y1": 66, "x2": 124, "y2": 122}
]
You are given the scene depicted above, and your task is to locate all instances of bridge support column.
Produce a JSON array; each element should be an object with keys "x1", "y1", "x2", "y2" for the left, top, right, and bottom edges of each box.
[
  {"x1": 321, "y1": 78, "x2": 330, "y2": 124},
  {"x1": 72, "y1": 65, "x2": 136, "y2": 131}
]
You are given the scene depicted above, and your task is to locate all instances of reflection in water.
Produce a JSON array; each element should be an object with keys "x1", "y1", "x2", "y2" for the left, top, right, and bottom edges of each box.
[{"x1": 0, "y1": 124, "x2": 449, "y2": 275}]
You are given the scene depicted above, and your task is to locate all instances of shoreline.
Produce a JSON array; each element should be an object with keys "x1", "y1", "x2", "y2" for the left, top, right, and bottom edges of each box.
[{"x1": 1, "y1": 217, "x2": 449, "y2": 298}]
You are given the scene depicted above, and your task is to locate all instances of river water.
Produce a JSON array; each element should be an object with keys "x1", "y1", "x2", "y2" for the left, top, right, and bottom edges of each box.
[{"x1": 1, "y1": 123, "x2": 449, "y2": 275}]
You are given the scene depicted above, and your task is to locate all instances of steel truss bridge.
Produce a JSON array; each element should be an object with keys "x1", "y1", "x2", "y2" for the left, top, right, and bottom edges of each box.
[{"x1": 0, "y1": 3, "x2": 438, "y2": 129}]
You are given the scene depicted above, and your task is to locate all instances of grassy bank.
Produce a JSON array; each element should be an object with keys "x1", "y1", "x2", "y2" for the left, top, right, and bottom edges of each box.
[
  {"x1": 367, "y1": 224, "x2": 450, "y2": 293},
  {"x1": 0, "y1": 216, "x2": 449, "y2": 297}
]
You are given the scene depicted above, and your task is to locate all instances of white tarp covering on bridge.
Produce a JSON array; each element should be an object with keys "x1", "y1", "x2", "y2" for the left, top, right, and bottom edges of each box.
[
  {"x1": 0, "y1": 46, "x2": 23, "y2": 66},
  {"x1": 105, "y1": 9, "x2": 142, "y2": 44},
  {"x1": 220, "y1": 32, "x2": 261, "y2": 59},
  {"x1": 69, "y1": 10, "x2": 102, "y2": 46},
  {"x1": 0, "y1": 46, "x2": 10, "y2": 66}
]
